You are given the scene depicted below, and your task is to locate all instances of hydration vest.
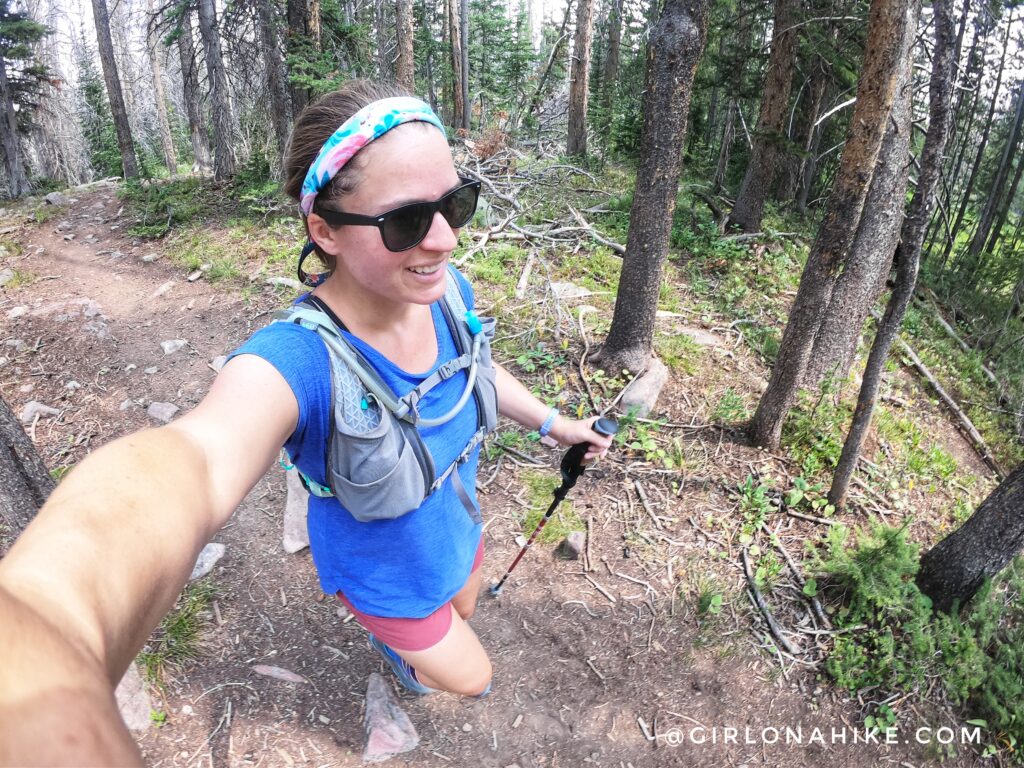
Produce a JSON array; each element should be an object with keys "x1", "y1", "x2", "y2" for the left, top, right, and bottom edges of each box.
[{"x1": 273, "y1": 267, "x2": 498, "y2": 524}]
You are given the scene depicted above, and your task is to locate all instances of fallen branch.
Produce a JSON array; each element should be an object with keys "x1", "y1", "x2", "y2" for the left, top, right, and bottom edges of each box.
[
  {"x1": 762, "y1": 524, "x2": 831, "y2": 629},
  {"x1": 741, "y1": 547, "x2": 796, "y2": 655},
  {"x1": 567, "y1": 205, "x2": 625, "y2": 254}
]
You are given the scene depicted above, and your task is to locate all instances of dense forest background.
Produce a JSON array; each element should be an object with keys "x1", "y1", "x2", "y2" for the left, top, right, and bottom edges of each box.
[{"x1": 4, "y1": 0, "x2": 1024, "y2": 760}]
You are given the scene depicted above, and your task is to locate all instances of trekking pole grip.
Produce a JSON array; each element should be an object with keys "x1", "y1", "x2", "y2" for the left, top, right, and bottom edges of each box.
[{"x1": 560, "y1": 417, "x2": 618, "y2": 487}]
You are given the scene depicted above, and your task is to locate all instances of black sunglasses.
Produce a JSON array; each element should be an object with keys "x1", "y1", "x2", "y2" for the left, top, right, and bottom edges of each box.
[{"x1": 313, "y1": 177, "x2": 482, "y2": 252}]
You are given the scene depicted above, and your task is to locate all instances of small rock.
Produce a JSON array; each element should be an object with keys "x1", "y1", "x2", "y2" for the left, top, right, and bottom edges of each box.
[
  {"x1": 0, "y1": 356, "x2": 8, "y2": 367},
  {"x1": 152, "y1": 281, "x2": 174, "y2": 298},
  {"x1": 161, "y1": 339, "x2": 187, "y2": 355},
  {"x1": 677, "y1": 327, "x2": 726, "y2": 347},
  {"x1": 18, "y1": 383, "x2": 33, "y2": 394},
  {"x1": 65, "y1": 380, "x2": 81, "y2": 391},
  {"x1": 189, "y1": 542, "x2": 225, "y2": 580},
  {"x1": 337, "y1": 604, "x2": 351, "y2": 620},
  {"x1": 114, "y1": 663, "x2": 151, "y2": 733},
  {"x1": 144, "y1": 366, "x2": 158, "y2": 374},
  {"x1": 125, "y1": 364, "x2": 137, "y2": 372},
  {"x1": 147, "y1": 401, "x2": 179, "y2": 423},
  {"x1": 187, "y1": 269, "x2": 203, "y2": 282},
  {"x1": 283, "y1": 468, "x2": 311, "y2": 554},
  {"x1": 141, "y1": 253, "x2": 161, "y2": 263},
  {"x1": 20, "y1": 401, "x2": 60, "y2": 424},
  {"x1": 462, "y1": 723, "x2": 473, "y2": 733},
  {"x1": 63, "y1": 233, "x2": 75, "y2": 241},
  {"x1": 5, "y1": 339, "x2": 26, "y2": 351},
  {"x1": 119, "y1": 399, "x2": 133, "y2": 411},
  {"x1": 180, "y1": 705, "x2": 194, "y2": 716},
  {"x1": 550, "y1": 281, "x2": 592, "y2": 299},
  {"x1": 619, "y1": 357, "x2": 669, "y2": 418},
  {"x1": 363, "y1": 672, "x2": 419, "y2": 763},
  {"x1": 210, "y1": 355, "x2": 228, "y2": 373},
  {"x1": 559, "y1": 531, "x2": 586, "y2": 560},
  {"x1": 0, "y1": 268, "x2": 13, "y2": 287},
  {"x1": 6, "y1": 305, "x2": 28, "y2": 319},
  {"x1": 252, "y1": 664, "x2": 309, "y2": 684},
  {"x1": 266, "y1": 277, "x2": 302, "y2": 291},
  {"x1": 56, "y1": 220, "x2": 72, "y2": 231},
  {"x1": 318, "y1": 715, "x2": 331, "y2": 725},
  {"x1": 44, "y1": 191, "x2": 70, "y2": 206}
]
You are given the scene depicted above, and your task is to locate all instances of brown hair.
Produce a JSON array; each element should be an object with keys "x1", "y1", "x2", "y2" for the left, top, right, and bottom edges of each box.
[{"x1": 283, "y1": 79, "x2": 415, "y2": 269}]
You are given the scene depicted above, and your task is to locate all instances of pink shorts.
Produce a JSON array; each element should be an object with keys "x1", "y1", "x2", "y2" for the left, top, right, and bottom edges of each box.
[{"x1": 336, "y1": 538, "x2": 484, "y2": 652}]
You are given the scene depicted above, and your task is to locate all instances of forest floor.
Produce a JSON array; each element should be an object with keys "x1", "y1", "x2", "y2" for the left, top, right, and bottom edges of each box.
[{"x1": 0, "y1": 172, "x2": 1004, "y2": 768}]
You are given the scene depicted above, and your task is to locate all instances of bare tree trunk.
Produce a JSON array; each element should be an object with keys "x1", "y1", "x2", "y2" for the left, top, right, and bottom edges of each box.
[
  {"x1": 712, "y1": 100, "x2": 736, "y2": 193},
  {"x1": 983, "y1": 137, "x2": 1024, "y2": 257},
  {"x1": 256, "y1": 0, "x2": 292, "y2": 160},
  {"x1": 459, "y1": 0, "x2": 469, "y2": 131},
  {"x1": 965, "y1": 77, "x2": 1024, "y2": 273},
  {"x1": 566, "y1": 0, "x2": 595, "y2": 156},
  {"x1": 0, "y1": 397, "x2": 54, "y2": 552},
  {"x1": 917, "y1": 463, "x2": 1024, "y2": 613},
  {"x1": 448, "y1": 0, "x2": 466, "y2": 130},
  {"x1": 90, "y1": 0, "x2": 138, "y2": 179},
  {"x1": 197, "y1": 0, "x2": 236, "y2": 181},
  {"x1": 176, "y1": 10, "x2": 212, "y2": 173},
  {"x1": 600, "y1": 0, "x2": 622, "y2": 122},
  {"x1": 749, "y1": 0, "x2": 915, "y2": 449},
  {"x1": 593, "y1": 0, "x2": 710, "y2": 374},
  {"x1": 146, "y1": 0, "x2": 177, "y2": 175},
  {"x1": 287, "y1": 0, "x2": 312, "y2": 117},
  {"x1": 525, "y1": 1, "x2": 572, "y2": 123},
  {"x1": 727, "y1": 0, "x2": 802, "y2": 232},
  {"x1": 396, "y1": 0, "x2": 415, "y2": 91},
  {"x1": 829, "y1": 0, "x2": 956, "y2": 509},
  {"x1": 795, "y1": 67, "x2": 828, "y2": 212},
  {"x1": 804, "y1": 16, "x2": 916, "y2": 388},
  {"x1": 0, "y1": 52, "x2": 29, "y2": 197}
]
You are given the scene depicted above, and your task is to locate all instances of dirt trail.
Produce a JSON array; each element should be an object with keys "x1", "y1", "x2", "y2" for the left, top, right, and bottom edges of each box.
[{"x1": 0, "y1": 187, "x2": 978, "y2": 768}]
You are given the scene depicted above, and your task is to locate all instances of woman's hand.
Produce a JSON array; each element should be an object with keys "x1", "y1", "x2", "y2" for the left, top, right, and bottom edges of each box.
[{"x1": 546, "y1": 415, "x2": 614, "y2": 461}]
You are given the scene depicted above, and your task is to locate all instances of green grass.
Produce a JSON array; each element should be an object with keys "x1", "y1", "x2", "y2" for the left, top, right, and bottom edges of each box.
[
  {"x1": 713, "y1": 388, "x2": 749, "y2": 423},
  {"x1": 136, "y1": 581, "x2": 218, "y2": 688},
  {"x1": 519, "y1": 470, "x2": 584, "y2": 543},
  {"x1": 655, "y1": 332, "x2": 700, "y2": 374},
  {"x1": 2, "y1": 268, "x2": 36, "y2": 289}
]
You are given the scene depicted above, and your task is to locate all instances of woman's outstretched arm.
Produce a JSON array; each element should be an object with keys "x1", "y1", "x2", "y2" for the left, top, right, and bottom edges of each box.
[{"x1": 0, "y1": 354, "x2": 297, "y2": 765}]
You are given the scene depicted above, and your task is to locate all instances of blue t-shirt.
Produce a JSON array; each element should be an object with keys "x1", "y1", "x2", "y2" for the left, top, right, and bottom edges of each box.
[{"x1": 230, "y1": 270, "x2": 483, "y2": 618}]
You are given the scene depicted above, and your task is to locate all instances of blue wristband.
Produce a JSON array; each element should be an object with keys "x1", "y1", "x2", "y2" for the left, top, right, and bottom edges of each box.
[{"x1": 538, "y1": 407, "x2": 559, "y2": 437}]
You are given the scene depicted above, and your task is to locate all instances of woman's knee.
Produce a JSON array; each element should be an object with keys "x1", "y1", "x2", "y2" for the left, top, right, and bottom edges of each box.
[
  {"x1": 454, "y1": 602, "x2": 475, "y2": 621},
  {"x1": 451, "y1": 659, "x2": 491, "y2": 697}
]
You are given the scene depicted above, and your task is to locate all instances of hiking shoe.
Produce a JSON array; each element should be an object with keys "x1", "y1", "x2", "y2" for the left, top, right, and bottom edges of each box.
[{"x1": 368, "y1": 635, "x2": 436, "y2": 696}]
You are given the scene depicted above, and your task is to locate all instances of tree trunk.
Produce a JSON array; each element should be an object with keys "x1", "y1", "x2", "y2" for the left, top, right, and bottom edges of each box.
[
  {"x1": 593, "y1": 0, "x2": 710, "y2": 374},
  {"x1": 0, "y1": 50, "x2": 28, "y2": 197},
  {"x1": 566, "y1": 0, "x2": 595, "y2": 156},
  {"x1": 256, "y1": 0, "x2": 292, "y2": 160},
  {"x1": 0, "y1": 397, "x2": 54, "y2": 553},
  {"x1": 396, "y1": 0, "x2": 415, "y2": 91},
  {"x1": 287, "y1": 0, "x2": 312, "y2": 117},
  {"x1": 176, "y1": 10, "x2": 212, "y2": 173},
  {"x1": 829, "y1": 0, "x2": 956, "y2": 509},
  {"x1": 712, "y1": 99, "x2": 736, "y2": 193},
  {"x1": 600, "y1": 0, "x2": 622, "y2": 123},
  {"x1": 726, "y1": 0, "x2": 802, "y2": 232},
  {"x1": 943, "y1": 18, "x2": 1012, "y2": 268},
  {"x1": 804, "y1": 15, "x2": 916, "y2": 388},
  {"x1": 90, "y1": 0, "x2": 138, "y2": 179},
  {"x1": 749, "y1": 0, "x2": 915, "y2": 450},
  {"x1": 983, "y1": 139, "x2": 1024, "y2": 257},
  {"x1": 965, "y1": 77, "x2": 1024, "y2": 273},
  {"x1": 917, "y1": 463, "x2": 1024, "y2": 613},
  {"x1": 459, "y1": 0, "x2": 469, "y2": 131},
  {"x1": 447, "y1": 0, "x2": 466, "y2": 130},
  {"x1": 146, "y1": 0, "x2": 177, "y2": 175},
  {"x1": 795, "y1": 65, "x2": 829, "y2": 212},
  {"x1": 197, "y1": 0, "x2": 236, "y2": 181}
]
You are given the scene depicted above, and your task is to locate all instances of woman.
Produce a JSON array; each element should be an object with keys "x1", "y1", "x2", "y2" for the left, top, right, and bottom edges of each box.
[{"x1": 0, "y1": 80, "x2": 611, "y2": 763}]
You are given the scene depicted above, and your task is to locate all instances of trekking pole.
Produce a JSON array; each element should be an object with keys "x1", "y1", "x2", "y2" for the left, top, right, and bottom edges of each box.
[{"x1": 489, "y1": 417, "x2": 618, "y2": 597}]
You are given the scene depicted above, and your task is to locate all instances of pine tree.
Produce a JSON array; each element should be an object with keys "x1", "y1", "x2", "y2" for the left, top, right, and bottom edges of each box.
[{"x1": 75, "y1": 39, "x2": 121, "y2": 179}]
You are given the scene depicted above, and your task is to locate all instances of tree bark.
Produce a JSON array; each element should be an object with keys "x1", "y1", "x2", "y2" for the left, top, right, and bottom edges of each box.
[
  {"x1": 176, "y1": 9, "x2": 212, "y2": 173},
  {"x1": 594, "y1": 0, "x2": 710, "y2": 374},
  {"x1": 804, "y1": 15, "x2": 916, "y2": 388},
  {"x1": 983, "y1": 136, "x2": 1024, "y2": 257},
  {"x1": 795, "y1": 69, "x2": 828, "y2": 212},
  {"x1": 727, "y1": 0, "x2": 802, "y2": 232},
  {"x1": 396, "y1": 0, "x2": 415, "y2": 91},
  {"x1": 0, "y1": 397, "x2": 54, "y2": 553},
  {"x1": 566, "y1": 0, "x2": 595, "y2": 156},
  {"x1": 712, "y1": 99, "x2": 736, "y2": 193},
  {"x1": 197, "y1": 0, "x2": 236, "y2": 181},
  {"x1": 256, "y1": 0, "x2": 292, "y2": 160},
  {"x1": 829, "y1": 0, "x2": 956, "y2": 509},
  {"x1": 447, "y1": 0, "x2": 466, "y2": 130},
  {"x1": 917, "y1": 463, "x2": 1024, "y2": 613},
  {"x1": 600, "y1": 0, "x2": 622, "y2": 123},
  {"x1": 146, "y1": 0, "x2": 177, "y2": 175},
  {"x1": 749, "y1": 0, "x2": 915, "y2": 449},
  {"x1": 965, "y1": 77, "x2": 1024, "y2": 274},
  {"x1": 90, "y1": 0, "x2": 138, "y2": 179},
  {"x1": 0, "y1": 49, "x2": 28, "y2": 197},
  {"x1": 287, "y1": 0, "x2": 312, "y2": 117},
  {"x1": 459, "y1": 0, "x2": 469, "y2": 131}
]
